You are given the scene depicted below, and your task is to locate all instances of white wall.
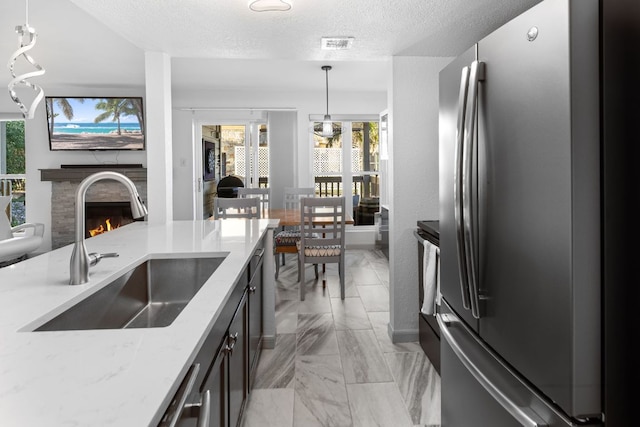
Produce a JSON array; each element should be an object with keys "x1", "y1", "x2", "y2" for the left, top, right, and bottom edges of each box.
[
  {"x1": 171, "y1": 87, "x2": 386, "y2": 220},
  {"x1": 23, "y1": 86, "x2": 146, "y2": 252},
  {"x1": 268, "y1": 111, "x2": 297, "y2": 209},
  {"x1": 387, "y1": 56, "x2": 452, "y2": 342}
]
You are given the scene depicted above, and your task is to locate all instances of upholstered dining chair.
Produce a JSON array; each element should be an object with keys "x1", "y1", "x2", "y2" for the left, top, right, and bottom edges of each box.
[
  {"x1": 237, "y1": 187, "x2": 269, "y2": 211},
  {"x1": 213, "y1": 197, "x2": 260, "y2": 219},
  {"x1": 297, "y1": 196, "x2": 346, "y2": 301},
  {"x1": 274, "y1": 187, "x2": 315, "y2": 279}
]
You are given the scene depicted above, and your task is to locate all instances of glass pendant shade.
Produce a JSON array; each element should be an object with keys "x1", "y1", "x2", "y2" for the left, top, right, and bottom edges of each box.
[
  {"x1": 322, "y1": 115, "x2": 333, "y2": 137},
  {"x1": 321, "y1": 65, "x2": 333, "y2": 138}
]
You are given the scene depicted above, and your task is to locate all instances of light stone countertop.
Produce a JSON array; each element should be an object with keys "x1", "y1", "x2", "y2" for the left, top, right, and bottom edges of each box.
[{"x1": 0, "y1": 219, "x2": 276, "y2": 426}]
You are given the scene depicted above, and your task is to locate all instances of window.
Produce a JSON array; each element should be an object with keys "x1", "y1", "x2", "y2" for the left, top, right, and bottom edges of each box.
[
  {"x1": 1, "y1": 120, "x2": 27, "y2": 226},
  {"x1": 311, "y1": 117, "x2": 380, "y2": 226}
]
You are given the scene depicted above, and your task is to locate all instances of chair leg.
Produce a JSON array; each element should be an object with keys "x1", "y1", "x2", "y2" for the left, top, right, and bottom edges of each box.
[
  {"x1": 275, "y1": 253, "x2": 280, "y2": 279},
  {"x1": 314, "y1": 264, "x2": 319, "y2": 279},
  {"x1": 299, "y1": 257, "x2": 305, "y2": 301},
  {"x1": 339, "y1": 260, "x2": 345, "y2": 300},
  {"x1": 281, "y1": 253, "x2": 285, "y2": 266}
]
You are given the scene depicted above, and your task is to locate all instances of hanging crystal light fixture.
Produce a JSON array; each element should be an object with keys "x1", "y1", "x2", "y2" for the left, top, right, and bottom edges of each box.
[
  {"x1": 7, "y1": 0, "x2": 45, "y2": 119},
  {"x1": 321, "y1": 65, "x2": 333, "y2": 138}
]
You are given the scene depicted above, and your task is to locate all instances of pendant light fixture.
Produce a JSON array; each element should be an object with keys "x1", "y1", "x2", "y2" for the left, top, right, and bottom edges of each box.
[
  {"x1": 248, "y1": 0, "x2": 292, "y2": 12},
  {"x1": 321, "y1": 65, "x2": 333, "y2": 138},
  {"x1": 7, "y1": 0, "x2": 45, "y2": 119}
]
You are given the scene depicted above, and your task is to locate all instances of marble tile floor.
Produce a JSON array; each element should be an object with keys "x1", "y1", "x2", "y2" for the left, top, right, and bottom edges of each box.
[{"x1": 242, "y1": 249, "x2": 441, "y2": 427}]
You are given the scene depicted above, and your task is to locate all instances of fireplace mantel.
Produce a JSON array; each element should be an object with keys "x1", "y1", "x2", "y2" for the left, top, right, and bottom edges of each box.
[{"x1": 40, "y1": 167, "x2": 147, "y2": 182}]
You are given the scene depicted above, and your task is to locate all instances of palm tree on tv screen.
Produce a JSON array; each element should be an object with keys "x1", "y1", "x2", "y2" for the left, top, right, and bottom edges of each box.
[
  {"x1": 94, "y1": 98, "x2": 143, "y2": 135},
  {"x1": 46, "y1": 97, "x2": 82, "y2": 136},
  {"x1": 126, "y1": 98, "x2": 144, "y2": 131}
]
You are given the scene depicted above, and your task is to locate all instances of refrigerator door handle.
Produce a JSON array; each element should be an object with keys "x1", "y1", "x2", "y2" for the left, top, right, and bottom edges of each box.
[
  {"x1": 454, "y1": 65, "x2": 472, "y2": 311},
  {"x1": 437, "y1": 313, "x2": 549, "y2": 427},
  {"x1": 462, "y1": 60, "x2": 484, "y2": 319}
]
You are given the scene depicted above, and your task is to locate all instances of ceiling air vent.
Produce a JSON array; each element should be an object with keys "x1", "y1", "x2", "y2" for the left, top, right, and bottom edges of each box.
[{"x1": 321, "y1": 37, "x2": 355, "y2": 50}]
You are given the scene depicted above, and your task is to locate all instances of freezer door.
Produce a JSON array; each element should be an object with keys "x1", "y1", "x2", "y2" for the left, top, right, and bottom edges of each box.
[
  {"x1": 475, "y1": 0, "x2": 601, "y2": 419},
  {"x1": 438, "y1": 46, "x2": 479, "y2": 331},
  {"x1": 439, "y1": 303, "x2": 576, "y2": 427}
]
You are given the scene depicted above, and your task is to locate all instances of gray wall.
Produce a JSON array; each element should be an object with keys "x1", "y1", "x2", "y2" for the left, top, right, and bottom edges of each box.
[{"x1": 387, "y1": 56, "x2": 452, "y2": 342}]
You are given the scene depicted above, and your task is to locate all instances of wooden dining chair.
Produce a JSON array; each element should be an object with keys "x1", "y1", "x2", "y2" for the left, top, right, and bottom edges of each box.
[
  {"x1": 237, "y1": 187, "x2": 269, "y2": 211},
  {"x1": 213, "y1": 197, "x2": 260, "y2": 219},
  {"x1": 274, "y1": 187, "x2": 315, "y2": 279},
  {"x1": 297, "y1": 196, "x2": 346, "y2": 301}
]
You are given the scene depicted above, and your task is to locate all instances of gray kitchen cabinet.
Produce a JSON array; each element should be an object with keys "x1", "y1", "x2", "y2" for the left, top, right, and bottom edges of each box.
[
  {"x1": 227, "y1": 290, "x2": 248, "y2": 427},
  {"x1": 202, "y1": 343, "x2": 227, "y2": 427},
  {"x1": 247, "y1": 244, "x2": 264, "y2": 388},
  {"x1": 159, "y1": 237, "x2": 265, "y2": 427}
]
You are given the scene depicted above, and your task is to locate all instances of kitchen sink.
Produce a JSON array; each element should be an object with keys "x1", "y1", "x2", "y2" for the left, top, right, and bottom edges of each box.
[{"x1": 35, "y1": 256, "x2": 227, "y2": 331}]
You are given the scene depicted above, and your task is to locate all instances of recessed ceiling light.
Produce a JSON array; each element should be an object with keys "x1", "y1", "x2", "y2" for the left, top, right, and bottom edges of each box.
[
  {"x1": 321, "y1": 37, "x2": 355, "y2": 50},
  {"x1": 248, "y1": 0, "x2": 292, "y2": 12}
]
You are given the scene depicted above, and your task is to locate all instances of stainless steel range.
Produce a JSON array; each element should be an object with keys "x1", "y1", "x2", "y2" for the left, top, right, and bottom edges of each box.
[{"x1": 414, "y1": 220, "x2": 440, "y2": 374}]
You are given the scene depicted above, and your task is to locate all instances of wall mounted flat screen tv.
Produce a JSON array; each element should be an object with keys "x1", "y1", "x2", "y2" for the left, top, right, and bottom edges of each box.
[{"x1": 46, "y1": 97, "x2": 145, "y2": 151}]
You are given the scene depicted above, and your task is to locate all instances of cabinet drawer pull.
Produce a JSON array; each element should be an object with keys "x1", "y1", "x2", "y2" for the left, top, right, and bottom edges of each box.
[
  {"x1": 182, "y1": 389, "x2": 211, "y2": 427},
  {"x1": 198, "y1": 390, "x2": 211, "y2": 427},
  {"x1": 159, "y1": 363, "x2": 200, "y2": 427}
]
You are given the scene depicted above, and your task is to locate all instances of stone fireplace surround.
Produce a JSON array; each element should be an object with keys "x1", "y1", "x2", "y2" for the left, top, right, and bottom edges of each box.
[{"x1": 40, "y1": 167, "x2": 147, "y2": 249}]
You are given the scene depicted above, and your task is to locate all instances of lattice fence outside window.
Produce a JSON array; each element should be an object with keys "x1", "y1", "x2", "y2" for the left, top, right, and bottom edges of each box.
[{"x1": 234, "y1": 147, "x2": 270, "y2": 180}]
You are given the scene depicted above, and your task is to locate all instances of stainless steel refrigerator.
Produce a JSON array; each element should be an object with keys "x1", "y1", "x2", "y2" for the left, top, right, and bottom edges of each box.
[{"x1": 438, "y1": 0, "x2": 636, "y2": 425}]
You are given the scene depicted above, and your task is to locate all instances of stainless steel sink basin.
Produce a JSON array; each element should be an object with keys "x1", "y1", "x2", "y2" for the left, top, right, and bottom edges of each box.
[{"x1": 35, "y1": 256, "x2": 226, "y2": 331}]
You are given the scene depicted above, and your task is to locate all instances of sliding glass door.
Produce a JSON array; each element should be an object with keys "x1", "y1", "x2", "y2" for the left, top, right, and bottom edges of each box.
[{"x1": 198, "y1": 121, "x2": 268, "y2": 218}]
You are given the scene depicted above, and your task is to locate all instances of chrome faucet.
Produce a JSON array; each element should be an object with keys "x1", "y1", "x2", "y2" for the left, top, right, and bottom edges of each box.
[{"x1": 69, "y1": 171, "x2": 148, "y2": 285}]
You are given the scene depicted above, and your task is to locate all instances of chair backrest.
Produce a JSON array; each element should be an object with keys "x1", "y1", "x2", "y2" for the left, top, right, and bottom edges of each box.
[
  {"x1": 283, "y1": 187, "x2": 315, "y2": 210},
  {"x1": 299, "y1": 196, "x2": 346, "y2": 249},
  {"x1": 213, "y1": 197, "x2": 260, "y2": 219},
  {"x1": 237, "y1": 187, "x2": 269, "y2": 210}
]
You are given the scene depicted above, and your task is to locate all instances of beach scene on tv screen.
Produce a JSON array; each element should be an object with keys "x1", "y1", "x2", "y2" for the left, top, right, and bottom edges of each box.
[{"x1": 47, "y1": 97, "x2": 144, "y2": 150}]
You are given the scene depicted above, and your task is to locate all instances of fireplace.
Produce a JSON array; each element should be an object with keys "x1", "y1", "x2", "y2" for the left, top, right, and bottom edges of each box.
[
  {"x1": 42, "y1": 167, "x2": 147, "y2": 248},
  {"x1": 85, "y1": 202, "x2": 134, "y2": 238}
]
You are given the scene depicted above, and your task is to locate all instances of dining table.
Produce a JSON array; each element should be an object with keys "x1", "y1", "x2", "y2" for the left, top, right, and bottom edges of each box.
[{"x1": 262, "y1": 208, "x2": 354, "y2": 226}]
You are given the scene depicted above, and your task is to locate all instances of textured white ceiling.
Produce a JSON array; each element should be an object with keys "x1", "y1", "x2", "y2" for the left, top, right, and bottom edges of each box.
[
  {"x1": 68, "y1": 0, "x2": 541, "y2": 60},
  {"x1": 0, "y1": 0, "x2": 542, "y2": 93}
]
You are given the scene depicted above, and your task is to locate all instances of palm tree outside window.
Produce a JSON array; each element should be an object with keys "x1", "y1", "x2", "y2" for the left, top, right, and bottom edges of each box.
[{"x1": 0, "y1": 120, "x2": 27, "y2": 226}]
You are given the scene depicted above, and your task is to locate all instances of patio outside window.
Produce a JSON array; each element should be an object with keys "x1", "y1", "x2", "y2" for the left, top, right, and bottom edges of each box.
[{"x1": 311, "y1": 119, "x2": 380, "y2": 226}]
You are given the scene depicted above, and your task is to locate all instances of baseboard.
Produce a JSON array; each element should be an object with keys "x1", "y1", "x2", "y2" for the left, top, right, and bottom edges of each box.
[
  {"x1": 262, "y1": 335, "x2": 276, "y2": 349},
  {"x1": 346, "y1": 243, "x2": 377, "y2": 250},
  {"x1": 387, "y1": 322, "x2": 419, "y2": 343},
  {"x1": 346, "y1": 226, "x2": 377, "y2": 247}
]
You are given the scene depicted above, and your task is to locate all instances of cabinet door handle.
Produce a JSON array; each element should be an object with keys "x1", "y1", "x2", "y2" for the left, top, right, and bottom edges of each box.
[
  {"x1": 225, "y1": 332, "x2": 239, "y2": 355},
  {"x1": 249, "y1": 286, "x2": 257, "y2": 294}
]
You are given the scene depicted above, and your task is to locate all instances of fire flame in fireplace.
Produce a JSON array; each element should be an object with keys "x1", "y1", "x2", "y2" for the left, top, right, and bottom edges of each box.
[{"x1": 88, "y1": 218, "x2": 119, "y2": 237}]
